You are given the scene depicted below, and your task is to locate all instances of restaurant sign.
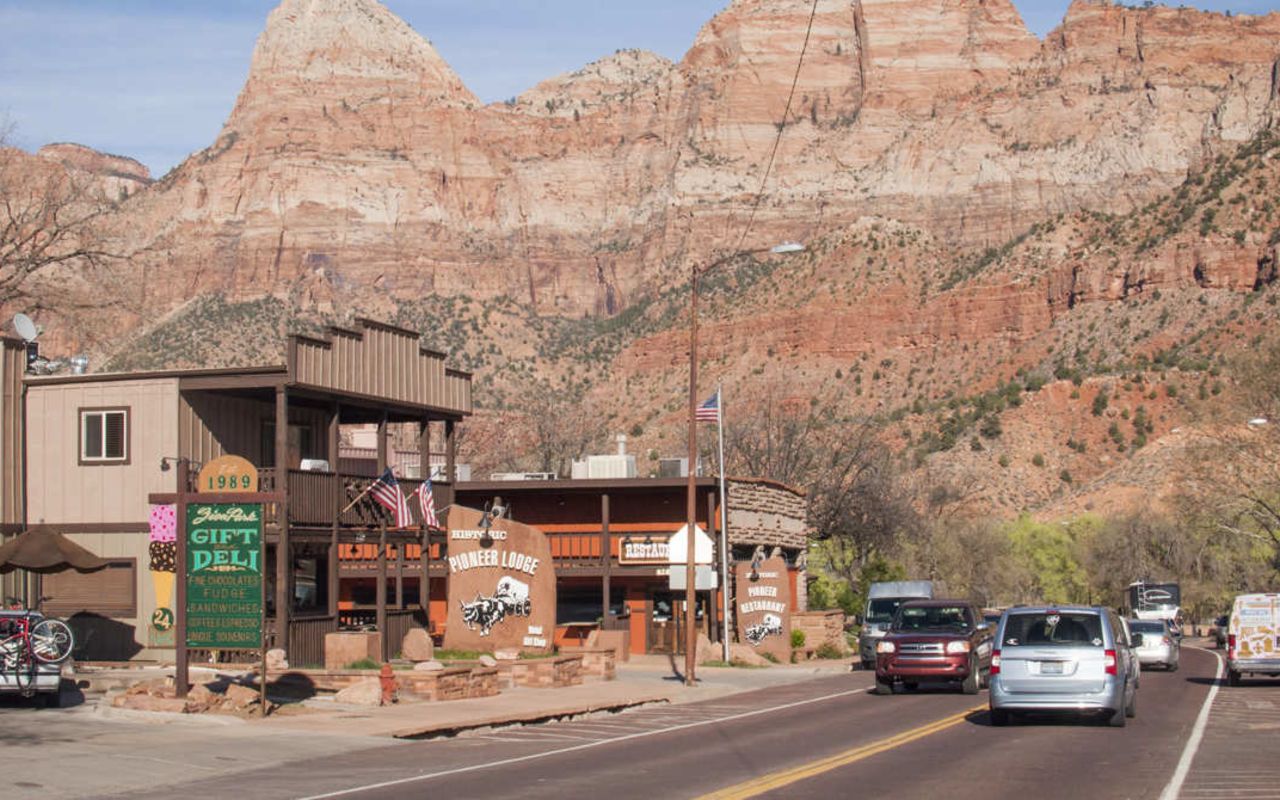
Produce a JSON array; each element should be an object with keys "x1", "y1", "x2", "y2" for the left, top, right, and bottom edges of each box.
[
  {"x1": 185, "y1": 502, "x2": 264, "y2": 649},
  {"x1": 619, "y1": 536, "x2": 669, "y2": 565},
  {"x1": 734, "y1": 555, "x2": 791, "y2": 662}
]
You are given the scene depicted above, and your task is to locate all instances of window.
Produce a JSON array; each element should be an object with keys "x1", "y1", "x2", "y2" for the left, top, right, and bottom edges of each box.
[
  {"x1": 1001, "y1": 612, "x2": 1104, "y2": 648},
  {"x1": 891, "y1": 605, "x2": 972, "y2": 632},
  {"x1": 80, "y1": 408, "x2": 129, "y2": 464},
  {"x1": 43, "y1": 559, "x2": 137, "y2": 618}
]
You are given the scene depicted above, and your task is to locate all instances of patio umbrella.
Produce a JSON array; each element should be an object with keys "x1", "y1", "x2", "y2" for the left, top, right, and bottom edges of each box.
[{"x1": 0, "y1": 529, "x2": 111, "y2": 574}]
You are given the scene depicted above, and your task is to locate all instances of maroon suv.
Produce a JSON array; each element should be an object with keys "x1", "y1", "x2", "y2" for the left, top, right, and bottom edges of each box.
[{"x1": 874, "y1": 599, "x2": 994, "y2": 695}]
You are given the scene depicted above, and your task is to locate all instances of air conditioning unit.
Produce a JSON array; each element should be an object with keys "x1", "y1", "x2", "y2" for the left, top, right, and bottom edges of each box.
[
  {"x1": 658, "y1": 457, "x2": 705, "y2": 478},
  {"x1": 489, "y1": 471, "x2": 557, "y2": 481}
]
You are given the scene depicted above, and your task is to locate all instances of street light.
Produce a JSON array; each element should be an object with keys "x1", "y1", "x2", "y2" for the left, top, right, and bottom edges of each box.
[{"x1": 684, "y1": 241, "x2": 805, "y2": 686}]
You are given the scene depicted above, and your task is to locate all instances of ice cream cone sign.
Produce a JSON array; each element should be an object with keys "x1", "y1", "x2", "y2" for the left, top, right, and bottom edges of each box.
[{"x1": 148, "y1": 504, "x2": 178, "y2": 647}]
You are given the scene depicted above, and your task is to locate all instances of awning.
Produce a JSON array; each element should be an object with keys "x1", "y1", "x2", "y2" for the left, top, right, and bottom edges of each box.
[{"x1": 0, "y1": 529, "x2": 111, "y2": 574}]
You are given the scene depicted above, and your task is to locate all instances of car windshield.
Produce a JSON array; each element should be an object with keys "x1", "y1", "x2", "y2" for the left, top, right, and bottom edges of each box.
[
  {"x1": 1129, "y1": 621, "x2": 1164, "y2": 634},
  {"x1": 1002, "y1": 612, "x2": 1104, "y2": 648},
  {"x1": 892, "y1": 605, "x2": 971, "y2": 632},
  {"x1": 867, "y1": 598, "x2": 908, "y2": 624}
]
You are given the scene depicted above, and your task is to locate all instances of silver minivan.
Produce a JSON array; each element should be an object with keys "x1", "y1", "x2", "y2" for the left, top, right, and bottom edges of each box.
[{"x1": 988, "y1": 606, "x2": 1140, "y2": 727}]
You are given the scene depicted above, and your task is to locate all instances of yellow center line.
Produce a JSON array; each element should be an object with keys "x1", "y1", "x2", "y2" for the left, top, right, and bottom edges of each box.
[{"x1": 697, "y1": 703, "x2": 987, "y2": 800}]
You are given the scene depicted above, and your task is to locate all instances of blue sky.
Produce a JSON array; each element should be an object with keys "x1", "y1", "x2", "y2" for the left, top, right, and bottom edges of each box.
[{"x1": 1, "y1": 0, "x2": 1277, "y2": 176}]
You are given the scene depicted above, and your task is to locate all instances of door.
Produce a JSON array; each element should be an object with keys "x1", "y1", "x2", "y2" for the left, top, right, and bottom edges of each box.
[{"x1": 646, "y1": 591, "x2": 708, "y2": 654}]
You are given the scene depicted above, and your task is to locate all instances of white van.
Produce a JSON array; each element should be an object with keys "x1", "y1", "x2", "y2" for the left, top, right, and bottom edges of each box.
[{"x1": 1226, "y1": 593, "x2": 1280, "y2": 686}]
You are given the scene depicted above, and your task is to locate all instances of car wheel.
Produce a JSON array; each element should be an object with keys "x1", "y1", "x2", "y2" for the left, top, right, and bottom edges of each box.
[
  {"x1": 1125, "y1": 686, "x2": 1137, "y2": 719},
  {"x1": 990, "y1": 708, "x2": 1009, "y2": 727},
  {"x1": 1108, "y1": 707, "x2": 1127, "y2": 727},
  {"x1": 874, "y1": 677, "x2": 893, "y2": 695},
  {"x1": 1168, "y1": 661, "x2": 1179, "y2": 673},
  {"x1": 1228, "y1": 670, "x2": 1242, "y2": 687},
  {"x1": 861, "y1": 659, "x2": 875, "y2": 671},
  {"x1": 961, "y1": 659, "x2": 980, "y2": 695}
]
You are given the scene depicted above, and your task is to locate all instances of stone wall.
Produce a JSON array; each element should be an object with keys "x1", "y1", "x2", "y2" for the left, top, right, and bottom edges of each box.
[
  {"x1": 792, "y1": 610, "x2": 848, "y2": 655},
  {"x1": 286, "y1": 666, "x2": 500, "y2": 701},
  {"x1": 727, "y1": 479, "x2": 809, "y2": 550},
  {"x1": 555, "y1": 648, "x2": 616, "y2": 680},
  {"x1": 509, "y1": 655, "x2": 584, "y2": 688}
]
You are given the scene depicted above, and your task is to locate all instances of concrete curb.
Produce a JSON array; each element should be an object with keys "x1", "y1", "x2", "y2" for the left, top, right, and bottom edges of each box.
[{"x1": 391, "y1": 694, "x2": 671, "y2": 740}]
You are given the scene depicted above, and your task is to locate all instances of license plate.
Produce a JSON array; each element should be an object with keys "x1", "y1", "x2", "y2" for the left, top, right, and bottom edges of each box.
[{"x1": 1041, "y1": 661, "x2": 1064, "y2": 675}]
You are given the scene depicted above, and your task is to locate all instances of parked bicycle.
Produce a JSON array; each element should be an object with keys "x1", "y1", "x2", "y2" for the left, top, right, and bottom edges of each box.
[{"x1": 1, "y1": 597, "x2": 74, "y2": 693}]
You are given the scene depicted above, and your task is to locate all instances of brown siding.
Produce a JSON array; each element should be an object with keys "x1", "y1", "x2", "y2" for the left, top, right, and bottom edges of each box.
[
  {"x1": 1, "y1": 338, "x2": 25, "y2": 527},
  {"x1": 290, "y1": 320, "x2": 471, "y2": 416},
  {"x1": 180, "y1": 392, "x2": 328, "y2": 467},
  {"x1": 26, "y1": 378, "x2": 179, "y2": 525}
]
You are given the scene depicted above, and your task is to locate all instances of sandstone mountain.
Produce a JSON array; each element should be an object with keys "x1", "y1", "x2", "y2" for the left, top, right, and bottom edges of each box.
[{"x1": 7, "y1": 0, "x2": 1280, "y2": 517}]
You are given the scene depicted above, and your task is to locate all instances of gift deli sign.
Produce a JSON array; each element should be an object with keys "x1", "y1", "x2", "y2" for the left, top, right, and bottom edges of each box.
[{"x1": 185, "y1": 503, "x2": 264, "y2": 649}]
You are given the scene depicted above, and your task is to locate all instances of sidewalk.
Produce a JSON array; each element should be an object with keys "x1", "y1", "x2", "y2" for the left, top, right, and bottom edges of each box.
[
  {"x1": 258, "y1": 655, "x2": 854, "y2": 739},
  {"x1": 80, "y1": 654, "x2": 855, "y2": 738}
]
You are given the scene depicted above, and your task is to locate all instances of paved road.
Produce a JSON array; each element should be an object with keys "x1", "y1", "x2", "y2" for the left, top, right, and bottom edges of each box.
[{"x1": 94, "y1": 646, "x2": 1220, "y2": 800}]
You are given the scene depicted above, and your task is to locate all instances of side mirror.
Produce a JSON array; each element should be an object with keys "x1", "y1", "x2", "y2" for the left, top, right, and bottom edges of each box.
[
  {"x1": 1130, "y1": 633, "x2": 1143, "y2": 647},
  {"x1": 977, "y1": 622, "x2": 990, "y2": 631}
]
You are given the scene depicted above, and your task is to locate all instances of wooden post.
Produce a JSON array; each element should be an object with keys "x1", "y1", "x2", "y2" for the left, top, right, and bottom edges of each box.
[
  {"x1": 601, "y1": 493, "x2": 611, "y2": 628},
  {"x1": 444, "y1": 420, "x2": 457, "y2": 507},
  {"x1": 395, "y1": 539, "x2": 405, "y2": 609},
  {"x1": 274, "y1": 386, "x2": 290, "y2": 657},
  {"x1": 706, "y1": 489, "x2": 718, "y2": 642},
  {"x1": 419, "y1": 420, "x2": 431, "y2": 630},
  {"x1": 175, "y1": 459, "x2": 189, "y2": 698},
  {"x1": 328, "y1": 402, "x2": 340, "y2": 619},
  {"x1": 376, "y1": 412, "x2": 388, "y2": 661}
]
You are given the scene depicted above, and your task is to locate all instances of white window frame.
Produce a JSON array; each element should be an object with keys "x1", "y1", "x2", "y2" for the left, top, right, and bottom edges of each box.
[{"x1": 79, "y1": 408, "x2": 130, "y2": 464}]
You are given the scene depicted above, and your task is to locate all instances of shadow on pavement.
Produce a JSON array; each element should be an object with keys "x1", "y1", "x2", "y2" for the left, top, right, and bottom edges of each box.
[{"x1": 965, "y1": 708, "x2": 1115, "y2": 728}]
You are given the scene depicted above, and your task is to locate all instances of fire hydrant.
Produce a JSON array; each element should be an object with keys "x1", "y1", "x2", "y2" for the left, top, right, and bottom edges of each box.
[{"x1": 379, "y1": 663, "x2": 398, "y2": 705}]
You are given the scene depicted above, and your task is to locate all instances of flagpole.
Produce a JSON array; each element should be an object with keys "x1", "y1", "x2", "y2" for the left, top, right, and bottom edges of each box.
[
  {"x1": 340, "y1": 474, "x2": 383, "y2": 514},
  {"x1": 717, "y1": 383, "x2": 731, "y2": 662}
]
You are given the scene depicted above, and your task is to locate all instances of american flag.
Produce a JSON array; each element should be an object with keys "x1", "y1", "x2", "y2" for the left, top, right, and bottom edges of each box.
[
  {"x1": 369, "y1": 468, "x2": 413, "y2": 529},
  {"x1": 695, "y1": 391, "x2": 720, "y2": 422},
  {"x1": 417, "y1": 479, "x2": 440, "y2": 529}
]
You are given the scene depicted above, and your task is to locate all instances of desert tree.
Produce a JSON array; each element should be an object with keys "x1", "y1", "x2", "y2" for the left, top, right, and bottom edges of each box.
[
  {"x1": 0, "y1": 127, "x2": 118, "y2": 305},
  {"x1": 1179, "y1": 339, "x2": 1280, "y2": 582},
  {"x1": 723, "y1": 380, "x2": 917, "y2": 590}
]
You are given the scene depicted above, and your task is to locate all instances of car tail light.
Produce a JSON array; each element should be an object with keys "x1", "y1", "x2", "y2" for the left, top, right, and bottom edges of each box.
[
  {"x1": 990, "y1": 649, "x2": 1001, "y2": 675},
  {"x1": 1104, "y1": 649, "x2": 1118, "y2": 676},
  {"x1": 946, "y1": 640, "x2": 971, "y2": 655},
  {"x1": 1227, "y1": 634, "x2": 1235, "y2": 659},
  {"x1": 1162, "y1": 636, "x2": 1171, "y2": 646}
]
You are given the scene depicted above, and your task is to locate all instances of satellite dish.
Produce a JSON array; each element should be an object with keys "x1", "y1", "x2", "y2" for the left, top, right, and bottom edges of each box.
[{"x1": 12, "y1": 313, "x2": 38, "y2": 342}]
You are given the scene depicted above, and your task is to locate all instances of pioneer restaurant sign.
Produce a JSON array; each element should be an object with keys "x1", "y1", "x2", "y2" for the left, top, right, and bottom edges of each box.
[{"x1": 185, "y1": 503, "x2": 264, "y2": 649}]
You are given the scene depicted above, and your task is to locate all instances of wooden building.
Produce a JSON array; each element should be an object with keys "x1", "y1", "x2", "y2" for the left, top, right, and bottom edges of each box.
[
  {"x1": 1, "y1": 336, "x2": 28, "y2": 605},
  {"x1": 15, "y1": 319, "x2": 470, "y2": 664},
  {"x1": 454, "y1": 477, "x2": 810, "y2": 656}
]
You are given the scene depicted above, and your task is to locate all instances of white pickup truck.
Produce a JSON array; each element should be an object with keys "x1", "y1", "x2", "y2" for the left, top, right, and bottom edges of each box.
[
  {"x1": 0, "y1": 611, "x2": 65, "y2": 704},
  {"x1": 1226, "y1": 593, "x2": 1280, "y2": 686}
]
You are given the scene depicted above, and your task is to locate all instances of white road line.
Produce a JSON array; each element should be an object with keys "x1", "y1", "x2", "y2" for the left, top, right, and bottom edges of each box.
[
  {"x1": 295, "y1": 685, "x2": 869, "y2": 800},
  {"x1": 1158, "y1": 645, "x2": 1224, "y2": 800}
]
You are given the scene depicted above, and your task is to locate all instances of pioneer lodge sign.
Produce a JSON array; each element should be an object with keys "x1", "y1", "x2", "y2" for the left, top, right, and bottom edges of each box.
[{"x1": 444, "y1": 506, "x2": 556, "y2": 654}]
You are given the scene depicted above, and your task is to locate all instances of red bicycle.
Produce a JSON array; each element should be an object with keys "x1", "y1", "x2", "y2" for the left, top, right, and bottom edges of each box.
[{"x1": 1, "y1": 600, "x2": 74, "y2": 693}]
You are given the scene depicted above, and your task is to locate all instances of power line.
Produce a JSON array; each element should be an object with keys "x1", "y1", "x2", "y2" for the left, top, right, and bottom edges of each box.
[{"x1": 733, "y1": 0, "x2": 821, "y2": 254}]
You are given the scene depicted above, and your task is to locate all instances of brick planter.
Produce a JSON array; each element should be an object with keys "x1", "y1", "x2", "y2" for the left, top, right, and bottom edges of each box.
[
  {"x1": 280, "y1": 666, "x2": 500, "y2": 701},
  {"x1": 556, "y1": 648, "x2": 615, "y2": 680},
  {"x1": 509, "y1": 654, "x2": 584, "y2": 688}
]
